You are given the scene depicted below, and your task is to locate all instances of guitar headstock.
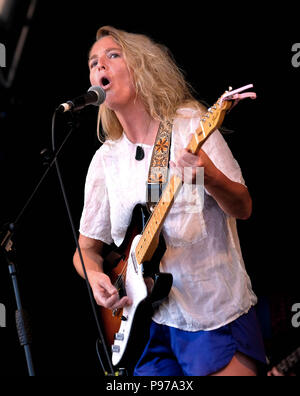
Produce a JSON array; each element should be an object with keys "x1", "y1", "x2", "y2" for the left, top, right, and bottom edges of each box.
[
  {"x1": 187, "y1": 84, "x2": 256, "y2": 154},
  {"x1": 202, "y1": 91, "x2": 233, "y2": 130}
]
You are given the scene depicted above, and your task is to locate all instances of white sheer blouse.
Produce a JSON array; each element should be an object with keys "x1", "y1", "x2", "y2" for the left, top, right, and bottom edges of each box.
[{"x1": 79, "y1": 109, "x2": 257, "y2": 331}]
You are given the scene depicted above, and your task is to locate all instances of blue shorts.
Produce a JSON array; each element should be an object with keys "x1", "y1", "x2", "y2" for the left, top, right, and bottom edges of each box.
[{"x1": 134, "y1": 307, "x2": 266, "y2": 376}]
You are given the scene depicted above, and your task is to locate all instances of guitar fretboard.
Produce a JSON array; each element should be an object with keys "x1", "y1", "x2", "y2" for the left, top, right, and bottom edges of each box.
[{"x1": 135, "y1": 174, "x2": 182, "y2": 264}]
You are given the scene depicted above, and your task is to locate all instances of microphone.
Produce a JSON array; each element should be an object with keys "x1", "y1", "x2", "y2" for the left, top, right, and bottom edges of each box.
[{"x1": 57, "y1": 86, "x2": 106, "y2": 113}]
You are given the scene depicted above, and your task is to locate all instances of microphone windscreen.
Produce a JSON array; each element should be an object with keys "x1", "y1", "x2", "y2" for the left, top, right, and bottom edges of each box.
[{"x1": 88, "y1": 86, "x2": 106, "y2": 106}]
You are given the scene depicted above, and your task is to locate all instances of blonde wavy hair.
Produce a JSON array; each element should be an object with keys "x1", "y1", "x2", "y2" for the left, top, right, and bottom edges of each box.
[{"x1": 93, "y1": 26, "x2": 205, "y2": 142}]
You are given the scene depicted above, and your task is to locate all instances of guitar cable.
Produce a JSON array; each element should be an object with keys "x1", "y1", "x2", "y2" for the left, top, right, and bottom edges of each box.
[{"x1": 51, "y1": 110, "x2": 115, "y2": 376}]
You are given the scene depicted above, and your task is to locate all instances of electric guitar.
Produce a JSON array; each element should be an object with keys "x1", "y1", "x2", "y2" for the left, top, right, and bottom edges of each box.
[
  {"x1": 271, "y1": 347, "x2": 300, "y2": 375},
  {"x1": 100, "y1": 85, "x2": 257, "y2": 368}
]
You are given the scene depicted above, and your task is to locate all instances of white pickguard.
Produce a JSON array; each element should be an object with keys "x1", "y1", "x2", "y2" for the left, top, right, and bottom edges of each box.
[{"x1": 111, "y1": 234, "x2": 147, "y2": 367}]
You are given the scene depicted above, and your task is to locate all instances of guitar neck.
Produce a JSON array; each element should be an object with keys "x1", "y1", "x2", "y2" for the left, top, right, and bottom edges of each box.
[
  {"x1": 276, "y1": 347, "x2": 300, "y2": 375},
  {"x1": 135, "y1": 94, "x2": 233, "y2": 265},
  {"x1": 135, "y1": 174, "x2": 182, "y2": 264},
  {"x1": 186, "y1": 106, "x2": 228, "y2": 155}
]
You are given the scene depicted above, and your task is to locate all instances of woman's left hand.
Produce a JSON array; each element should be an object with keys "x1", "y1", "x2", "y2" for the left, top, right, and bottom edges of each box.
[{"x1": 170, "y1": 148, "x2": 219, "y2": 186}]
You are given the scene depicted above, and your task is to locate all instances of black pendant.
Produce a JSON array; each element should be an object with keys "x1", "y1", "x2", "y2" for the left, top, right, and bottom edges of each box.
[{"x1": 135, "y1": 146, "x2": 145, "y2": 161}]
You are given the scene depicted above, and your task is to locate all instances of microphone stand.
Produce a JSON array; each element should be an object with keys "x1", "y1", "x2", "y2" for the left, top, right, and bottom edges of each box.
[
  {"x1": 0, "y1": 111, "x2": 115, "y2": 376},
  {"x1": 51, "y1": 111, "x2": 116, "y2": 376},
  {"x1": 0, "y1": 113, "x2": 79, "y2": 376},
  {"x1": 0, "y1": 229, "x2": 35, "y2": 376}
]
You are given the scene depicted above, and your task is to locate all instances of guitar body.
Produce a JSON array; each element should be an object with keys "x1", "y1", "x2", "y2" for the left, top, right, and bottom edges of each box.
[{"x1": 100, "y1": 204, "x2": 173, "y2": 369}]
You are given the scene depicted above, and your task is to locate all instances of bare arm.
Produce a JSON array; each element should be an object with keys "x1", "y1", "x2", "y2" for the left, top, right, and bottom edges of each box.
[
  {"x1": 204, "y1": 158, "x2": 252, "y2": 220},
  {"x1": 73, "y1": 234, "x2": 131, "y2": 309},
  {"x1": 73, "y1": 234, "x2": 105, "y2": 277}
]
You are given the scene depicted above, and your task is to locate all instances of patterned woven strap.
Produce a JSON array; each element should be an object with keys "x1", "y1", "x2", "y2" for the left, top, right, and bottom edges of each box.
[{"x1": 146, "y1": 120, "x2": 173, "y2": 211}]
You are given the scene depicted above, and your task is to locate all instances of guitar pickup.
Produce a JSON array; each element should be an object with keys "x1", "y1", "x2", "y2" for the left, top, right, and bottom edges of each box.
[
  {"x1": 131, "y1": 251, "x2": 138, "y2": 274},
  {"x1": 114, "y1": 333, "x2": 124, "y2": 341}
]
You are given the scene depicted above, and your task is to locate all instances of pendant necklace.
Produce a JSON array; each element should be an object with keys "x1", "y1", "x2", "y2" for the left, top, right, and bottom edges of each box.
[{"x1": 135, "y1": 145, "x2": 145, "y2": 161}]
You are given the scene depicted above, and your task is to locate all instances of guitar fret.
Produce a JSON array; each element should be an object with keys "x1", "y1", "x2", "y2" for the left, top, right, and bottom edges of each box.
[{"x1": 199, "y1": 120, "x2": 206, "y2": 139}]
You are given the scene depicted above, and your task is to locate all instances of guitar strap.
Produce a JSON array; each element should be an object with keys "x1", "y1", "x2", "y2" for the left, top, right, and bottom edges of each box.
[{"x1": 146, "y1": 120, "x2": 173, "y2": 212}]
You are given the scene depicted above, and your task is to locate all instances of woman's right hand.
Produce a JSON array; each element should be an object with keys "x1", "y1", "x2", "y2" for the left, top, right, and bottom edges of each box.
[{"x1": 87, "y1": 270, "x2": 132, "y2": 310}]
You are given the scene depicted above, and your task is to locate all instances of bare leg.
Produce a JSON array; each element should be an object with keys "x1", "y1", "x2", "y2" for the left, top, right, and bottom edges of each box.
[{"x1": 210, "y1": 352, "x2": 257, "y2": 376}]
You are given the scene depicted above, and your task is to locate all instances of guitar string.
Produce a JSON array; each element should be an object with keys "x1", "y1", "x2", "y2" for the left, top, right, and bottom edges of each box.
[{"x1": 113, "y1": 260, "x2": 128, "y2": 290}]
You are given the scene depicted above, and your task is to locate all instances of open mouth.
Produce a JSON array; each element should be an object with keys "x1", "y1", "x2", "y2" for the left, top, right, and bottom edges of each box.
[{"x1": 101, "y1": 77, "x2": 111, "y2": 88}]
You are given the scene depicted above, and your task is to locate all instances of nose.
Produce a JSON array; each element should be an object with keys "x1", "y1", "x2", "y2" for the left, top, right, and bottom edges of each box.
[
  {"x1": 97, "y1": 56, "x2": 107, "y2": 71},
  {"x1": 98, "y1": 63, "x2": 106, "y2": 71}
]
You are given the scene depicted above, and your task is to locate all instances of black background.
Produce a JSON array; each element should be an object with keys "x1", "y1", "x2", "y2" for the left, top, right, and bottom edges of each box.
[{"x1": 0, "y1": 1, "x2": 299, "y2": 376}]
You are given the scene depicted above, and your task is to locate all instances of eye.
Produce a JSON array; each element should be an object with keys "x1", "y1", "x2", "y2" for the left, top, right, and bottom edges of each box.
[
  {"x1": 108, "y1": 52, "x2": 120, "y2": 59},
  {"x1": 89, "y1": 59, "x2": 98, "y2": 69}
]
